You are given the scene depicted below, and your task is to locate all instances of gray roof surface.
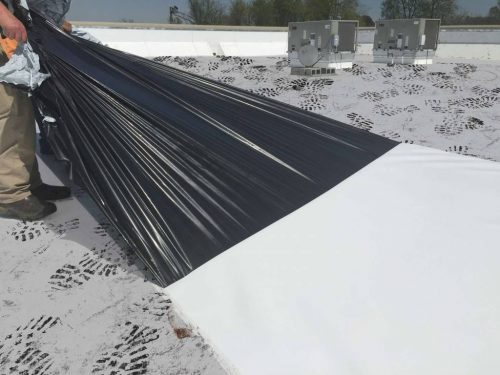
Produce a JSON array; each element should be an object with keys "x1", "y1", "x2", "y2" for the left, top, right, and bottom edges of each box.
[{"x1": 159, "y1": 56, "x2": 500, "y2": 162}]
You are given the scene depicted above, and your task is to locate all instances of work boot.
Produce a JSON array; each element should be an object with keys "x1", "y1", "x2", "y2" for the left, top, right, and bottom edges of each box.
[
  {"x1": 0, "y1": 195, "x2": 57, "y2": 221},
  {"x1": 31, "y1": 183, "x2": 71, "y2": 201}
]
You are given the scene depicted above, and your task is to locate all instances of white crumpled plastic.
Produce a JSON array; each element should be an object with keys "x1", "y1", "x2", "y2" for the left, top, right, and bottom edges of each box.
[
  {"x1": 71, "y1": 29, "x2": 102, "y2": 45},
  {"x1": 0, "y1": 42, "x2": 50, "y2": 90}
]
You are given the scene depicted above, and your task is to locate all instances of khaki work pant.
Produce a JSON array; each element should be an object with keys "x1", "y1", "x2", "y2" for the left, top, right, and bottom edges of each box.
[{"x1": 0, "y1": 83, "x2": 42, "y2": 204}]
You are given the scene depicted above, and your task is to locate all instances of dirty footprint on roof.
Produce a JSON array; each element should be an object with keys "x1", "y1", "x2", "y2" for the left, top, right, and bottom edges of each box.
[
  {"x1": 132, "y1": 292, "x2": 171, "y2": 319},
  {"x1": 0, "y1": 316, "x2": 61, "y2": 375},
  {"x1": 91, "y1": 322, "x2": 160, "y2": 375},
  {"x1": 5, "y1": 218, "x2": 80, "y2": 255},
  {"x1": 48, "y1": 239, "x2": 135, "y2": 291}
]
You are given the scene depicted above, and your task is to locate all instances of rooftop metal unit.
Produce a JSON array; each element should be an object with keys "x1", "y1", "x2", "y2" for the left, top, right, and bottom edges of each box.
[
  {"x1": 288, "y1": 20, "x2": 358, "y2": 75},
  {"x1": 373, "y1": 18, "x2": 441, "y2": 65}
]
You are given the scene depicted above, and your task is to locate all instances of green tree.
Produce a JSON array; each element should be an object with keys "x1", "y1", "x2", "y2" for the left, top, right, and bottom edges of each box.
[
  {"x1": 272, "y1": 0, "x2": 304, "y2": 25},
  {"x1": 381, "y1": 0, "x2": 421, "y2": 19},
  {"x1": 359, "y1": 14, "x2": 375, "y2": 26},
  {"x1": 248, "y1": 0, "x2": 367, "y2": 26},
  {"x1": 229, "y1": 0, "x2": 251, "y2": 25},
  {"x1": 489, "y1": 0, "x2": 500, "y2": 18},
  {"x1": 381, "y1": 0, "x2": 457, "y2": 20},
  {"x1": 340, "y1": 0, "x2": 361, "y2": 19},
  {"x1": 188, "y1": 0, "x2": 226, "y2": 24},
  {"x1": 304, "y1": 0, "x2": 359, "y2": 20},
  {"x1": 422, "y1": 0, "x2": 457, "y2": 23},
  {"x1": 249, "y1": 0, "x2": 275, "y2": 25},
  {"x1": 380, "y1": 0, "x2": 401, "y2": 18}
]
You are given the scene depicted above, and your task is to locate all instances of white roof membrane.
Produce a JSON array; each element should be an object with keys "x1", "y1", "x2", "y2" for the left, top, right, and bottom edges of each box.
[{"x1": 168, "y1": 143, "x2": 500, "y2": 374}]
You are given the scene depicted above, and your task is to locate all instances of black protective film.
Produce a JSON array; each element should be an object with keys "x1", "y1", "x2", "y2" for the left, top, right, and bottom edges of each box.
[{"x1": 29, "y1": 13, "x2": 397, "y2": 286}]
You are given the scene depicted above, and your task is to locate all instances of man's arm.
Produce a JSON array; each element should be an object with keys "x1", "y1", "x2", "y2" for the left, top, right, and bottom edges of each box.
[{"x1": 0, "y1": 2, "x2": 27, "y2": 42}]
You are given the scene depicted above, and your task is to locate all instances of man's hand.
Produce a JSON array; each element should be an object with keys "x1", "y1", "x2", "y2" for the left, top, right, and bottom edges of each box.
[
  {"x1": 62, "y1": 20, "x2": 72, "y2": 34},
  {"x1": 0, "y1": 5, "x2": 27, "y2": 42}
]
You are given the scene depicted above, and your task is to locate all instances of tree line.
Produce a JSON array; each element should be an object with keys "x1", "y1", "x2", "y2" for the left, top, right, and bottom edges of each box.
[
  {"x1": 381, "y1": 0, "x2": 456, "y2": 24},
  {"x1": 455, "y1": 0, "x2": 500, "y2": 25},
  {"x1": 186, "y1": 0, "x2": 375, "y2": 26},
  {"x1": 381, "y1": 0, "x2": 500, "y2": 25},
  {"x1": 185, "y1": 0, "x2": 500, "y2": 26}
]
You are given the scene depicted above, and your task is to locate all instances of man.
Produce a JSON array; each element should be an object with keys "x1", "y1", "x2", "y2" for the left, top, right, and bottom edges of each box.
[
  {"x1": 26, "y1": 0, "x2": 73, "y2": 34},
  {"x1": 0, "y1": 1, "x2": 70, "y2": 221}
]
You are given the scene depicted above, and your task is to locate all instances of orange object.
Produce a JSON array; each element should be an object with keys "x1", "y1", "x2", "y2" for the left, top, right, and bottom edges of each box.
[{"x1": 0, "y1": 37, "x2": 18, "y2": 59}]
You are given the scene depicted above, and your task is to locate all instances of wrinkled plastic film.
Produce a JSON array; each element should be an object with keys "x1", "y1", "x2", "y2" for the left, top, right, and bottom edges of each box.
[
  {"x1": 29, "y1": 13, "x2": 397, "y2": 286},
  {"x1": 0, "y1": 42, "x2": 49, "y2": 90}
]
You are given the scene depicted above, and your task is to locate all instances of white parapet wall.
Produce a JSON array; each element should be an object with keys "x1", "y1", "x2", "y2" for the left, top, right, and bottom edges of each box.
[
  {"x1": 73, "y1": 22, "x2": 500, "y2": 61},
  {"x1": 357, "y1": 27, "x2": 500, "y2": 61},
  {"x1": 75, "y1": 24, "x2": 288, "y2": 57}
]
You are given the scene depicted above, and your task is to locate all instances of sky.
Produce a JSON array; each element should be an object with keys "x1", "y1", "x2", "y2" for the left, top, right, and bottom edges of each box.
[{"x1": 66, "y1": 0, "x2": 498, "y2": 23}]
